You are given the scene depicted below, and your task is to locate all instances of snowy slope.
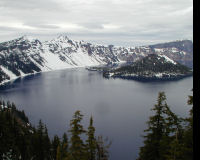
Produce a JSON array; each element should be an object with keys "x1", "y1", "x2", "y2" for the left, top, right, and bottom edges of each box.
[{"x1": 0, "y1": 36, "x2": 193, "y2": 85}]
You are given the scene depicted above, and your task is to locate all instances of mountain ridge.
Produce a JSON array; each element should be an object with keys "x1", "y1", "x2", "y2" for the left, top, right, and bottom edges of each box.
[{"x1": 0, "y1": 35, "x2": 193, "y2": 85}]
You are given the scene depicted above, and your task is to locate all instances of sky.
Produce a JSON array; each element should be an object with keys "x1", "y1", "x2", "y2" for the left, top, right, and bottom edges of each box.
[{"x1": 0, "y1": 0, "x2": 193, "y2": 46}]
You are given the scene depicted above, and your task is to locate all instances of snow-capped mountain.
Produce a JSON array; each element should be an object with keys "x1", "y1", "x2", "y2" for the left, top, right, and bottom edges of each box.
[{"x1": 0, "y1": 35, "x2": 193, "y2": 84}]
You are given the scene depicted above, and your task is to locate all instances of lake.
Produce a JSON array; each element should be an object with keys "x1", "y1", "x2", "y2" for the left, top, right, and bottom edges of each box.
[{"x1": 0, "y1": 68, "x2": 193, "y2": 160}]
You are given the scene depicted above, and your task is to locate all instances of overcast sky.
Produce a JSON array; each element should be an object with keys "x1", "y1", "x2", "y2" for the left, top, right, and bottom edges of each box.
[{"x1": 0, "y1": 0, "x2": 193, "y2": 46}]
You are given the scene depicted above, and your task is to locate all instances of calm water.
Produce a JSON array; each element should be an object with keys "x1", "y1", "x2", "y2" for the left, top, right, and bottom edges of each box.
[{"x1": 0, "y1": 68, "x2": 193, "y2": 160}]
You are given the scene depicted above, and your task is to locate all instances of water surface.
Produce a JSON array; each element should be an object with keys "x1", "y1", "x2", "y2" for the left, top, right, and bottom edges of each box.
[{"x1": 0, "y1": 68, "x2": 193, "y2": 160}]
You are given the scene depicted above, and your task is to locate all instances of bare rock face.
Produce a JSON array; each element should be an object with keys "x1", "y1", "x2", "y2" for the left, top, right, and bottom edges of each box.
[{"x1": 0, "y1": 35, "x2": 193, "y2": 84}]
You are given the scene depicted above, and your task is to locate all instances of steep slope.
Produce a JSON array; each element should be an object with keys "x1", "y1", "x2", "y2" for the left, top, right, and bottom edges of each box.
[
  {"x1": 149, "y1": 40, "x2": 193, "y2": 68},
  {"x1": 0, "y1": 36, "x2": 107, "y2": 84},
  {"x1": 0, "y1": 36, "x2": 193, "y2": 84},
  {"x1": 0, "y1": 36, "x2": 44, "y2": 84},
  {"x1": 43, "y1": 35, "x2": 106, "y2": 68},
  {"x1": 103, "y1": 54, "x2": 193, "y2": 81}
]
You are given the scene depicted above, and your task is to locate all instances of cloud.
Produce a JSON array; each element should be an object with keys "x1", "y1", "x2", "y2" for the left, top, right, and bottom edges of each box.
[
  {"x1": 0, "y1": 0, "x2": 193, "y2": 46},
  {"x1": 23, "y1": 23, "x2": 61, "y2": 29}
]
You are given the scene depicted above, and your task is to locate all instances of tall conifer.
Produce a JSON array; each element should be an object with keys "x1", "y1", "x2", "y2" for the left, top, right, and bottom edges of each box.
[
  {"x1": 61, "y1": 133, "x2": 68, "y2": 159},
  {"x1": 138, "y1": 92, "x2": 180, "y2": 160},
  {"x1": 67, "y1": 110, "x2": 87, "y2": 160},
  {"x1": 86, "y1": 116, "x2": 97, "y2": 160},
  {"x1": 181, "y1": 91, "x2": 193, "y2": 160}
]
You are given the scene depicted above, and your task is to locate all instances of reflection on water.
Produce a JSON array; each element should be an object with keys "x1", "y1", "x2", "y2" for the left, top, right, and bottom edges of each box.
[{"x1": 0, "y1": 68, "x2": 193, "y2": 160}]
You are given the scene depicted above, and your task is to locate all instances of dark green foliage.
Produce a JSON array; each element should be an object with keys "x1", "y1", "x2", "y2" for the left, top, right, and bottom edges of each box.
[
  {"x1": 0, "y1": 101, "x2": 33, "y2": 160},
  {"x1": 32, "y1": 120, "x2": 52, "y2": 160},
  {"x1": 0, "y1": 101, "x2": 52, "y2": 160},
  {"x1": 181, "y1": 91, "x2": 193, "y2": 160},
  {"x1": 56, "y1": 145, "x2": 62, "y2": 160},
  {"x1": 138, "y1": 91, "x2": 193, "y2": 160},
  {"x1": 96, "y1": 136, "x2": 111, "y2": 160},
  {"x1": 0, "y1": 68, "x2": 10, "y2": 83},
  {"x1": 86, "y1": 116, "x2": 97, "y2": 160},
  {"x1": 55, "y1": 134, "x2": 68, "y2": 160},
  {"x1": 52, "y1": 135, "x2": 61, "y2": 159},
  {"x1": 67, "y1": 110, "x2": 87, "y2": 160},
  {"x1": 138, "y1": 92, "x2": 168, "y2": 160},
  {"x1": 67, "y1": 112, "x2": 111, "y2": 160},
  {"x1": 0, "y1": 101, "x2": 111, "y2": 160},
  {"x1": 103, "y1": 54, "x2": 192, "y2": 81},
  {"x1": 60, "y1": 133, "x2": 69, "y2": 159}
]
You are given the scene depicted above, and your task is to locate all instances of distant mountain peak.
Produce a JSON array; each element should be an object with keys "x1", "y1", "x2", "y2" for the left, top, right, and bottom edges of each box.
[
  {"x1": 0, "y1": 36, "x2": 193, "y2": 85},
  {"x1": 18, "y1": 35, "x2": 38, "y2": 42},
  {"x1": 56, "y1": 35, "x2": 70, "y2": 41}
]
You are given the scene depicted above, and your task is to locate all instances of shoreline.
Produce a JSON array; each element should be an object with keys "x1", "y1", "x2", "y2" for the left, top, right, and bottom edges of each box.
[
  {"x1": 103, "y1": 73, "x2": 193, "y2": 82},
  {"x1": 0, "y1": 65, "x2": 93, "y2": 86}
]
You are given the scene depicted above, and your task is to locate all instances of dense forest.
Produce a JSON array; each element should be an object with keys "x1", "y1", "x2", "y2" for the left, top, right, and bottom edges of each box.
[
  {"x1": 0, "y1": 90, "x2": 193, "y2": 160},
  {"x1": 0, "y1": 102, "x2": 110, "y2": 160},
  {"x1": 103, "y1": 54, "x2": 193, "y2": 81}
]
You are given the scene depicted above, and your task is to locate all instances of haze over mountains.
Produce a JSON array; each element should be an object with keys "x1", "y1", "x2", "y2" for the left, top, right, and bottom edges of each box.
[{"x1": 0, "y1": 35, "x2": 193, "y2": 84}]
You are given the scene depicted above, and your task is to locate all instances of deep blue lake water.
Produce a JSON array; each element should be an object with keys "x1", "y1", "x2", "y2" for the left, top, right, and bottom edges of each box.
[{"x1": 0, "y1": 68, "x2": 193, "y2": 160}]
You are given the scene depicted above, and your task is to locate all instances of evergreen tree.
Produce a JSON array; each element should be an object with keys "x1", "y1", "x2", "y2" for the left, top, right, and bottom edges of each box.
[
  {"x1": 86, "y1": 116, "x2": 97, "y2": 160},
  {"x1": 138, "y1": 92, "x2": 182, "y2": 160},
  {"x1": 163, "y1": 104, "x2": 184, "y2": 160},
  {"x1": 61, "y1": 133, "x2": 68, "y2": 159},
  {"x1": 138, "y1": 91, "x2": 194, "y2": 160},
  {"x1": 33, "y1": 120, "x2": 51, "y2": 160},
  {"x1": 43, "y1": 126, "x2": 52, "y2": 159},
  {"x1": 33, "y1": 120, "x2": 45, "y2": 160},
  {"x1": 67, "y1": 110, "x2": 87, "y2": 160},
  {"x1": 138, "y1": 92, "x2": 168, "y2": 160},
  {"x1": 181, "y1": 91, "x2": 193, "y2": 160},
  {"x1": 52, "y1": 135, "x2": 61, "y2": 160},
  {"x1": 56, "y1": 145, "x2": 62, "y2": 160},
  {"x1": 0, "y1": 101, "x2": 110, "y2": 160},
  {"x1": 96, "y1": 136, "x2": 111, "y2": 160}
]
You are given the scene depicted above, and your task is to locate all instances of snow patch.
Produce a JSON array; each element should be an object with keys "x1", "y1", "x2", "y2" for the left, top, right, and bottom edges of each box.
[
  {"x1": 155, "y1": 73, "x2": 163, "y2": 78},
  {"x1": 154, "y1": 48, "x2": 164, "y2": 52},
  {"x1": 158, "y1": 54, "x2": 177, "y2": 65},
  {"x1": 0, "y1": 66, "x2": 17, "y2": 79}
]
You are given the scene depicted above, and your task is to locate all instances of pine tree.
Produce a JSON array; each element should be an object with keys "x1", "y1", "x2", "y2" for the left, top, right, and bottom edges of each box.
[
  {"x1": 34, "y1": 120, "x2": 45, "y2": 160},
  {"x1": 0, "y1": 101, "x2": 111, "y2": 160},
  {"x1": 67, "y1": 110, "x2": 87, "y2": 160},
  {"x1": 163, "y1": 103, "x2": 184, "y2": 160},
  {"x1": 51, "y1": 135, "x2": 61, "y2": 160},
  {"x1": 138, "y1": 91, "x2": 193, "y2": 160},
  {"x1": 138, "y1": 92, "x2": 183, "y2": 160},
  {"x1": 33, "y1": 120, "x2": 51, "y2": 160},
  {"x1": 138, "y1": 92, "x2": 168, "y2": 160},
  {"x1": 56, "y1": 145, "x2": 62, "y2": 160},
  {"x1": 181, "y1": 90, "x2": 193, "y2": 160},
  {"x1": 86, "y1": 116, "x2": 97, "y2": 160},
  {"x1": 61, "y1": 133, "x2": 68, "y2": 159},
  {"x1": 43, "y1": 126, "x2": 52, "y2": 159},
  {"x1": 96, "y1": 136, "x2": 111, "y2": 160}
]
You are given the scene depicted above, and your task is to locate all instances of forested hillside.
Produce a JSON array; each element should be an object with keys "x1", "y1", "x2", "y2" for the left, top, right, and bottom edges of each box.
[
  {"x1": 103, "y1": 54, "x2": 193, "y2": 81},
  {"x1": 0, "y1": 102, "x2": 110, "y2": 160}
]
